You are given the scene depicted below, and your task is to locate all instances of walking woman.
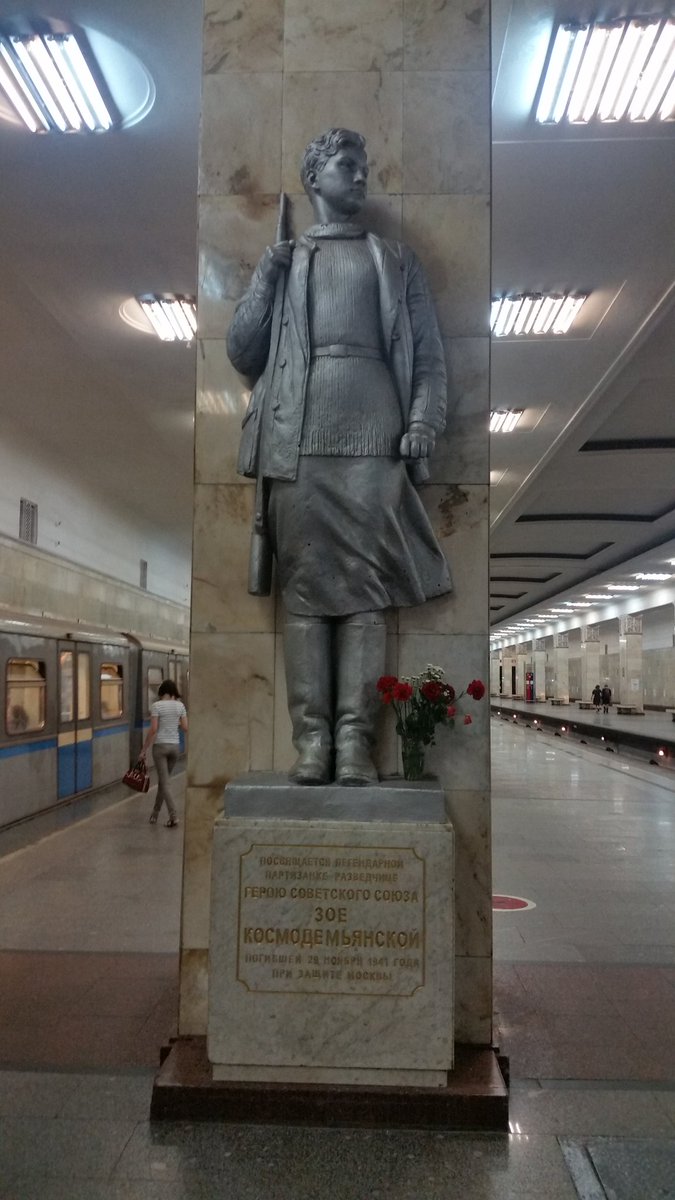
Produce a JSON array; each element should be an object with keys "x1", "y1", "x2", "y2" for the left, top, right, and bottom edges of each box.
[{"x1": 139, "y1": 680, "x2": 188, "y2": 827}]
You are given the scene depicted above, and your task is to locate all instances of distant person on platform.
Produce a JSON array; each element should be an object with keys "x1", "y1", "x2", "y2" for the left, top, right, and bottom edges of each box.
[
  {"x1": 140, "y1": 680, "x2": 187, "y2": 827},
  {"x1": 592, "y1": 684, "x2": 602, "y2": 712},
  {"x1": 601, "y1": 684, "x2": 612, "y2": 714},
  {"x1": 227, "y1": 127, "x2": 451, "y2": 787}
]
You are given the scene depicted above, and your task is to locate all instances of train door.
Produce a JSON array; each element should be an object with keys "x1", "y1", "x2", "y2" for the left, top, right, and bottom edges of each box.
[{"x1": 57, "y1": 642, "x2": 93, "y2": 798}]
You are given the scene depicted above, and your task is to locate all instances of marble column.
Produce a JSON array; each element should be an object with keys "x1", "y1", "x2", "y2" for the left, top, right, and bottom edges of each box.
[
  {"x1": 551, "y1": 633, "x2": 570, "y2": 702},
  {"x1": 184, "y1": 0, "x2": 492, "y2": 1046},
  {"x1": 534, "y1": 639, "x2": 547, "y2": 700},
  {"x1": 580, "y1": 625, "x2": 601, "y2": 703},
  {"x1": 619, "y1": 614, "x2": 643, "y2": 707}
]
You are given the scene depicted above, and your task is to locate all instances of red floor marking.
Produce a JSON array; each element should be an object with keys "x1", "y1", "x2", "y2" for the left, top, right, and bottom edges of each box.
[{"x1": 492, "y1": 894, "x2": 536, "y2": 911}]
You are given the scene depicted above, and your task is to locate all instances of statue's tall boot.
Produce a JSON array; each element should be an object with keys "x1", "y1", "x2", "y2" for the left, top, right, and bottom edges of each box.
[
  {"x1": 284, "y1": 616, "x2": 334, "y2": 785},
  {"x1": 334, "y1": 613, "x2": 386, "y2": 786}
]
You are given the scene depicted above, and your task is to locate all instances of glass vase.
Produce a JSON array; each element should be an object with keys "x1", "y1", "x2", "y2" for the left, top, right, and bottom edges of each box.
[{"x1": 401, "y1": 739, "x2": 425, "y2": 781}]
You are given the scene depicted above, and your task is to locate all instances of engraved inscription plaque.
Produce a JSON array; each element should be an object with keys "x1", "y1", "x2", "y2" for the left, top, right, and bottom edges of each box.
[{"x1": 236, "y1": 843, "x2": 426, "y2": 996}]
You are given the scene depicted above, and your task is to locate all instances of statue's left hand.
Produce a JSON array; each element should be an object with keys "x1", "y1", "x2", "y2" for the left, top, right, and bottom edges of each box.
[{"x1": 400, "y1": 421, "x2": 436, "y2": 460}]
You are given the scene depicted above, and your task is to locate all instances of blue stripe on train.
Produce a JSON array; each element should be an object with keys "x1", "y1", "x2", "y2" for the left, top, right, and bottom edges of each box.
[
  {"x1": 93, "y1": 724, "x2": 130, "y2": 738},
  {"x1": 0, "y1": 737, "x2": 58, "y2": 759}
]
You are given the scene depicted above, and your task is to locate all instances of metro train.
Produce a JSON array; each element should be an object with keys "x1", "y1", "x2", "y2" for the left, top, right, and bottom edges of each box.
[{"x1": 0, "y1": 613, "x2": 189, "y2": 829}]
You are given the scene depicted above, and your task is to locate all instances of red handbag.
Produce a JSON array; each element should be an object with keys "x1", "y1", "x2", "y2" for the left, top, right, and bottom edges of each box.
[{"x1": 123, "y1": 759, "x2": 150, "y2": 793}]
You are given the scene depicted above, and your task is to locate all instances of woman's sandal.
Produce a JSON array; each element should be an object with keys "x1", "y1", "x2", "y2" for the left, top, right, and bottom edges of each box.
[
  {"x1": 165, "y1": 818, "x2": 179, "y2": 828},
  {"x1": 149, "y1": 814, "x2": 158, "y2": 825}
]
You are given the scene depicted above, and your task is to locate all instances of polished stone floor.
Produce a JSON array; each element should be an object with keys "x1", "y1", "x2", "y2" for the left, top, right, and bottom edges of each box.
[{"x1": 0, "y1": 722, "x2": 673, "y2": 1199}]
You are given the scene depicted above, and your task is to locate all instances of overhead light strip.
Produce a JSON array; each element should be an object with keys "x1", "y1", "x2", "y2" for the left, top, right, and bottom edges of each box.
[
  {"x1": 491, "y1": 293, "x2": 587, "y2": 337},
  {"x1": 490, "y1": 409, "x2": 524, "y2": 433},
  {"x1": 138, "y1": 295, "x2": 198, "y2": 343},
  {"x1": 0, "y1": 31, "x2": 113, "y2": 132},
  {"x1": 536, "y1": 16, "x2": 675, "y2": 124}
]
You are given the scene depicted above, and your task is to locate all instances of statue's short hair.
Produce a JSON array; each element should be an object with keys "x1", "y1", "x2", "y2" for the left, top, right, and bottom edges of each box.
[{"x1": 300, "y1": 128, "x2": 366, "y2": 192}]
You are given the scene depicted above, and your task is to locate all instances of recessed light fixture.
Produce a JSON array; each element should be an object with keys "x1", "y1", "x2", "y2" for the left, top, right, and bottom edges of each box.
[
  {"x1": 563, "y1": 601, "x2": 593, "y2": 608},
  {"x1": 490, "y1": 409, "x2": 524, "y2": 433},
  {"x1": 606, "y1": 584, "x2": 641, "y2": 591},
  {"x1": 137, "y1": 295, "x2": 197, "y2": 342},
  {"x1": 491, "y1": 293, "x2": 587, "y2": 337},
  {"x1": 584, "y1": 593, "x2": 615, "y2": 600},
  {"x1": 0, "y1": 28, "x2": 115, "y2": 132},
  {"x1": 633, "y1": 572, "x2": 672, "y2": 581},
  {"x1": 536, "y1": 16, "x2": 675, "y2": 124}
]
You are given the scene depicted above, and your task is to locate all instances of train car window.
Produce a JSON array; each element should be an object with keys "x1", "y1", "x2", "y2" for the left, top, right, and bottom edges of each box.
[
  {"x1": 147, "y1": 666, "x2": 163, "y2": 713},
  {"x1": 59, "y1": 651, "x2": 74, "y2": 723},
  {"x1": 6, "y1": 659, "x2": 46, "y2": 735},
  {"x1": 100, "y1": 663, "x2": 123, "y2": 720},
  {"x1": 78, "y1": 653, "x2": 91, "y2": 720}
]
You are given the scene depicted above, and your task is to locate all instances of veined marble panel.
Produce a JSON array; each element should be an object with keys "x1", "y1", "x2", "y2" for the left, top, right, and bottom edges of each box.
[
  {"x1": 454, "y1": 954, "x2": 492, "y2": 1044},
  {"x1": 398, "y1": 633, "x2": 490, "y2": 792},
  {"x1": 284, "y1": 0, "x2": 403, "y2": 72},
  {"x1": 203, "y1": 0, "x2": 284, "y2": 73},
  {"x1": 282, "y1": 72, "x2": 403, "y2": 195},
  {"x1": 398, "y1": 485, "x2": 488, "y2": 636},
  {"x1": 444, "y1": 790, "x2": 492, "y2": 958},
  {"x1": 404, "y1": 0, "x2": 490, "y2": 71},
  {"x1": 432, "y1": 337, "x2": 489, "y2": 486},
  {"x1": 178, "y1": 947, "x2": 209, "y2": 1036},
  {"x1": 199, "y1": 194, "x2": 281, "y2": 337},
  {"x1": 403, "y1": 194, "x2": 490, "y2": 338},
  {"x1": 195, "y1": 340, "x2": 250, "y2": 486},
  {"x1": 200, "y1": 73, "x2": 282, "y2": 196},
  {"x1": 187, "y1": 632, "x2": 275, "y2": 788},
  {"x1": 181, "y1": 784, "x2": 224, "y2": 950},
  {"x1": 404, "y1": 72, "x2": 490, "y2": 195},
  {"x1": 192, "y1": 484, "x2": 275, "y2": 635}
]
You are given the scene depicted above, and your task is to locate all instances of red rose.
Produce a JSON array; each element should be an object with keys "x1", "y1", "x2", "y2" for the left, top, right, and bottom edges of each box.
[
  {"x1": 447, "y1": 705, "x2": 457, "y2": 718},
  {"x1": 393, "y1": 682, "x2": 414, "y2": 702},
  {"x1": 442, "y1": 683, "x2": 456, "y2": 702},
  {"x1": 467, "y1": 679, "x2": 485, "y2": 701},
  {"x1": 421, "y1": 681, "x2": 443, "y2": 702},
  {"x1": 377, "y1": 675, "x2": 399, "y2": 694},
  {"x1": 463, "y1": 714, "x2": 473, "y2": 725}
]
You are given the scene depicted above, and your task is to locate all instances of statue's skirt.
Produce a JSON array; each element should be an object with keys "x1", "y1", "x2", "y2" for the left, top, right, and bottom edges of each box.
[{"x1": 268, "y1": 456, "x2": 452, "y2": 618}]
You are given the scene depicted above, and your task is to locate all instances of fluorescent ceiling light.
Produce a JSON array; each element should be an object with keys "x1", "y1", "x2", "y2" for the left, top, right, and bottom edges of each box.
[
  {"x1": 490, "y1": 409, "x2": 524, "y2": 433},
  {"x1": 536, "y1": 17, "x2": 675, "y2": 124},
  {"x1": 0, "y1": 30, "x2": 114, "y2": 132},
  {"x1": 138, "y1": 295, "x2": 197, "y2": 342},
  {"x1": 491, "y1": 294, "x2": 587, "y2": 337},
  {"x1": 584, "y1": 593, "x2": 616, "y2": 600},
  {"x1": 606, "y1": 584, "x2": 641, "y2": 591},
  {"x1": 563, "y1": 601, "x2": 592, "y2": 607},
  {"x1": 633, "y1": 572, "x2": 672, "y2": 581}
]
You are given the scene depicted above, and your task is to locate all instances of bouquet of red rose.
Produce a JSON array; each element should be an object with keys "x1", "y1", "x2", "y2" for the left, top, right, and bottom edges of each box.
[{"x1": 376, "y1": 665, "x2": 485, "y2": 779}]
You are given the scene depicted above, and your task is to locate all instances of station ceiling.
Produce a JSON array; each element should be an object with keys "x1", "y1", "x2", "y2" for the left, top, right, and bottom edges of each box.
[{"x1": 0, "y1": 0, "x2": 673, "y2": 619}]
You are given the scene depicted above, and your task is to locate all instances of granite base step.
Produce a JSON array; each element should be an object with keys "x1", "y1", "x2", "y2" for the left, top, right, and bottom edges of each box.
[{"x1": 151, "y1": 1036, "x2": 509, "y2": 1130}]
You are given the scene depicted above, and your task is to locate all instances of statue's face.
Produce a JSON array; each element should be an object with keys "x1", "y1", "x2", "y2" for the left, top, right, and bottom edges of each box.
[{"x1": 311, "y1": 144, "x2": 369, "y2": 217}]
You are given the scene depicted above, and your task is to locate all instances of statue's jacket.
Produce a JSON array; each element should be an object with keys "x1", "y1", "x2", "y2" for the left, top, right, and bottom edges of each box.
[{"x1": 228, "y1": 231, "x2": 447, "y2": 483}]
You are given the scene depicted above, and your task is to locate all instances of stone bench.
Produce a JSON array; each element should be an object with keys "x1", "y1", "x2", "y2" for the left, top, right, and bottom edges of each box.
[
  {"x1": 578, "y1": 702, "x2": 595, "y2": 710},
  {"x1": 615, "y1": 705, "x2": 643, "y2": 715},
  {"x1": 666, "y1": 709, "x2": 675, "y2": 722},
  {"x1": 549, "y1": 698, "x2": 567, "y2": 706}
]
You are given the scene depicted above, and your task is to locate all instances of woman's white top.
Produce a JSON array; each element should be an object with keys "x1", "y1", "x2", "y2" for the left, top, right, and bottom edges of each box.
[{"x1": 151, "y1": 699, "x2": 187, "y2": 745}]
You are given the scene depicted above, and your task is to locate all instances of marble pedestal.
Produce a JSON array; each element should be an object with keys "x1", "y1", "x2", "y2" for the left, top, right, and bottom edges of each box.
[{"x1": 207, "y1": 774, "x2": 454, "y2": 1088}]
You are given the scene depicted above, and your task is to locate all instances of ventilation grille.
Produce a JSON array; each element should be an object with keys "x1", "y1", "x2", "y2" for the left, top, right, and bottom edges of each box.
[
  {"x1": 140, "y1": 559, "x2": 148, "y2": 590},
  {"x1": 19, "y1": 498, "x2": 38, "y2": 544}
]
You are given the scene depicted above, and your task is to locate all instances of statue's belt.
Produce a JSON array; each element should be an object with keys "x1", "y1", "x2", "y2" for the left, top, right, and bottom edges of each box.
[{"x1": 311, "y1": 344, "x2": 383, "y2": 361}]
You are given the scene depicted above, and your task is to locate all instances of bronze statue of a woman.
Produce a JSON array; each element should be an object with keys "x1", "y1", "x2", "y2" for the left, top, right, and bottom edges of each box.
[{"x1": 228, "y1": 129, "x2": 451, "y2": 787}]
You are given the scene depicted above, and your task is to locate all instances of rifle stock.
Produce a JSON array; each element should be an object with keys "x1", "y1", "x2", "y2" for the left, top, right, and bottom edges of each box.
[{"x1": 247, "y1": 193, "x2": 287, "y2": 597}]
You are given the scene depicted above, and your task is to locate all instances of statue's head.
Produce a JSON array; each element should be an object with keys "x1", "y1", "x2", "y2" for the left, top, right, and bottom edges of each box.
[{"x1": 300, "y1": 128, "x2": 368, "y2": 217}]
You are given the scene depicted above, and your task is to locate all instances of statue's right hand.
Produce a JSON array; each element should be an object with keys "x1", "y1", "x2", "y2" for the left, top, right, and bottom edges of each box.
[{"x1": 259, "y1": 240, "x2": 294, "y2": 284}]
